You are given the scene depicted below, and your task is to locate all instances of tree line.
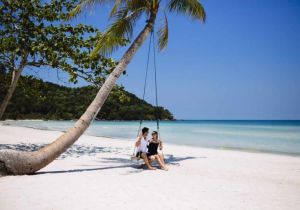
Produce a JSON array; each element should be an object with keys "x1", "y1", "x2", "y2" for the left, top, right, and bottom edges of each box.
[{"x1": 0, "y1": 72, "x2": 174, "y2": 120}]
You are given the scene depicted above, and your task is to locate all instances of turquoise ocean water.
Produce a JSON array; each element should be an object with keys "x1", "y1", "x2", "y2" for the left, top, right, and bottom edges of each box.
[{"x1": 2, "y1": 120, "x2": 300, "y2": 156}]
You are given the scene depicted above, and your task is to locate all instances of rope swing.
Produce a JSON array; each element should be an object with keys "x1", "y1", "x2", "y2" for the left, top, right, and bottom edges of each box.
[
  {"x1": 132, "y1": 30, "x2": 162, "y2": 160},
  {"x1": 137, "y1": 30, "x2": 160, "y2": 137}
]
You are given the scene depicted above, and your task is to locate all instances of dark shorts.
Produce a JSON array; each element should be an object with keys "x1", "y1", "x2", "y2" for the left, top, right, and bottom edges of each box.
[
  {"x1": 147, "y1": 152, "x2": 158, "y2": 156},
  {"x1": 136, "y1": 151, "x2": 144, "y2": 158},
  {"x1": 136, "y1": 151, "x2": 155, "y2": 158}
]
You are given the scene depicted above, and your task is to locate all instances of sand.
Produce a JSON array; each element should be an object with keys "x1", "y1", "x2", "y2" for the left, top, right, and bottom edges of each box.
[{"x1": 0, "y1": 124, "x2": 300, "y2": 210}]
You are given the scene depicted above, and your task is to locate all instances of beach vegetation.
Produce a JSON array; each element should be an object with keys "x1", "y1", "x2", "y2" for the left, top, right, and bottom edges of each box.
[
  {"x1": 0, "y1": 73, "x2": 173, "y2": 120},
  {"x1": 0, "y1": 0, "x2": 121, "y2": 119}
]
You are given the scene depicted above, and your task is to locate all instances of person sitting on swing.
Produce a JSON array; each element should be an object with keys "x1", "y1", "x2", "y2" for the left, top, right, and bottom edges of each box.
[
  {"x1": 148, "y1": 131, "x2": 168, "y2": 170},
  {"x1": 135, "y1": 127, "x2": 167, "y2": 170},
  {"x1": 135, "y1": 127, "x2": 156, "y2": 170}
]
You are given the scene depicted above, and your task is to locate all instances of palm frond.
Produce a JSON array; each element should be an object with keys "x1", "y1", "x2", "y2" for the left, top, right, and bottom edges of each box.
[
  {"x1": 126, "y1": 0, "x2": 151, "y2": 12},
  {"x1": 168, "y1": 0, "x2": 206, "y2": 22},
  {"x1": 90, "y1": 34, "x2": 127, "y2": 57},
  {"x1": 75, "y1": 0, "x2": 151, "y2": 56},
  {"x1": 68, "y1": 0, "x2": 116, "y2": 19},
  {"x1": 109, "y1": 0, "x2": 150, "y2": 18},
  {"x1": 157, "y1": 14, "x2": 169, "y2": 51},
  {"x1": 109, "y1": 0, "x2": 122, "y2": 18},
  {"x1": 67, "y1": 4, "x2": 82, "y2": 19},
  {"x1": 109, "y1": 7, "x2": 143, "y2": 39}
]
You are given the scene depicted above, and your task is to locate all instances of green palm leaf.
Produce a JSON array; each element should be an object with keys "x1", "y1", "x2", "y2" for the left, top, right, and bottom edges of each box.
[
  {"x1": 68, "y1": 0, "x2": 117, "y2": 19},
  {"x1": 71, "y1": 0, "x2": 206, "y2": 56},
  {"x1": 168, "y1": 0, "x2": 206, "y2": 22},
  {"x1": 93, "y1": 1, "x2": 149, "y2": 56},
  {"x1": 91, "y1": 34, "x2": 126, "y2": 57},
  {"x1": 157, "y1": 14, "x2": 169, "y2": 51},
  {"x1": 109, "y1": 0, "x2": 123, "y2": 18}
]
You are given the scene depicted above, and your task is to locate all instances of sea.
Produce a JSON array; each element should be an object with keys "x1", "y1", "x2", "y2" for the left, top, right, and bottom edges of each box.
[{"x1": 2, "y1": 120, "x2": 300, "y2": 156}]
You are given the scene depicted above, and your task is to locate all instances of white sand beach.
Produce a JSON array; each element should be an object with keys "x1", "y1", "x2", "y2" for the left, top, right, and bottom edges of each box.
[{"x1": 0, "y1": 125, "x2": 300, "y2": 210}]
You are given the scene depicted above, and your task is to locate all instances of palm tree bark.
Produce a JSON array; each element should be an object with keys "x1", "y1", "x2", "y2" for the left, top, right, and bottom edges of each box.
[
  {"x1": 0, "y1": 58, "x2": 27, "y2": 120},
  {"x1": 0, "y1": 11, "x2": 157, "y2": 176}
]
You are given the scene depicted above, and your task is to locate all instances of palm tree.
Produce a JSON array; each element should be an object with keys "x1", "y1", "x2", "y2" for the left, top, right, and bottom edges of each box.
[{"x1": 0, "y1": 0, "x2": 205, "y2": 175}]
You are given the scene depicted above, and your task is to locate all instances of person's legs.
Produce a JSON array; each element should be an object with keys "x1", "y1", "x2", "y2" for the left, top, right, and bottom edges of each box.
[
  {"x1": 154, "y1": 154, "x2": 168, "y2": 170},
  {"x1": 141, "y1": 153, "x2": 156, "y2": 170},
  {"x1": 158, "y1": 152, "x2": 165, "y2": 165},
  {"x1": 148, "y1": 155, "x2": 155, "y2": 165}
]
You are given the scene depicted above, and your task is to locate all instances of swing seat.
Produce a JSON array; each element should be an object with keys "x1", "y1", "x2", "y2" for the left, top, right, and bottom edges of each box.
[
  {"x1": 130, "y1": 155, "x2": 140, "y2": 161},
  {"x1": 130, "y1": 146, "x2": 140, "y2": 161}
]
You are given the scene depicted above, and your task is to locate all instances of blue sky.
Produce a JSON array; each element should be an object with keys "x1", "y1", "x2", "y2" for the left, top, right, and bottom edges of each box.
[{"x1": 24, "y1": 0, "x2": 300, "y2": 120}]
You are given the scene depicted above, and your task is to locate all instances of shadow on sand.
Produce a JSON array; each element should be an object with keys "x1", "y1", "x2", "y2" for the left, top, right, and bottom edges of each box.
[
  {"x1": 0, "y1": 143, "x2": 114, "y2": 159},
  {"x1": 0, "y1": 143, "x2": 206, "y2": 175},
  {"x1": 36, "y1": 155, "x2": 205, "y2": 175}
]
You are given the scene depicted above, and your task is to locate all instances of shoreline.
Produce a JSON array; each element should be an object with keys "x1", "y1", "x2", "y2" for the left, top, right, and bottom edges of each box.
[
  {"x1": 2, "y1": 119, "x2": 300, "y2": 121},
  {"x1": 1, "y1": 121, "x2": 300, "y2": 158}
]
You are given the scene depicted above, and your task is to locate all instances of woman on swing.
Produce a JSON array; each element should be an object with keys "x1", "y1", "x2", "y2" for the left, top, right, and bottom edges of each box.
[
  {"x1": 148, "y1": 131, "x2": 168, "y2": 170},
  {"x1": 135, "y1": 127, "x2": 168, "y2": 170}
]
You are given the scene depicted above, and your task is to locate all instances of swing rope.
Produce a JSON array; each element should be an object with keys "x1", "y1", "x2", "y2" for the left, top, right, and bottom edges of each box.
[
  {"x1": 152, "y1": 31, "x2": 164, "y2": 156},
  {"x1": 136, "y1": 30, "x2": 153, "y2": 137},
  {"x1": 132, "y1": 30, "x2": 162, "y2": 158},
  {"x1": 152, "y1": 30, "x2": 160, "y2": 138}
]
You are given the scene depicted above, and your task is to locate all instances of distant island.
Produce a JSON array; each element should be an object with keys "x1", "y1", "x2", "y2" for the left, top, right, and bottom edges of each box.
[{"x1": 0, "y1": 73, "x2": 174, "y2": 121}]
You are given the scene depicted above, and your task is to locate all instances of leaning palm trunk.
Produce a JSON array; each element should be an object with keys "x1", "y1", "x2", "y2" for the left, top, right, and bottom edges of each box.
[{"x1": 0, "y1": 12, "x2": 157, "y2": 176}]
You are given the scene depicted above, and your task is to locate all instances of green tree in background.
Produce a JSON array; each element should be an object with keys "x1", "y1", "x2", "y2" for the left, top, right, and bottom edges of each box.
[
  {"x1": 0, "y1": 73, "x2": 174, "y2": 120},
  {"x1": 0, "y1": 0, "x2": 123, "y2": 119}
]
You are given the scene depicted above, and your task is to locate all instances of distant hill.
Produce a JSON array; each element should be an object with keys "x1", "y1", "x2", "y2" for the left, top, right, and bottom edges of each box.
[{"x1": 0, "y1": 73, "x2": 174, "y2": 120}]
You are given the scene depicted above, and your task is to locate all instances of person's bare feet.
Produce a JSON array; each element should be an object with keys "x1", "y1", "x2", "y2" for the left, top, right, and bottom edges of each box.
[
  {"x1": 161, "y1": 165, "x2": 169, "y2": 171},
  {"x1": 148, "y1": 166, "x2": 156, "y2": 170}
]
